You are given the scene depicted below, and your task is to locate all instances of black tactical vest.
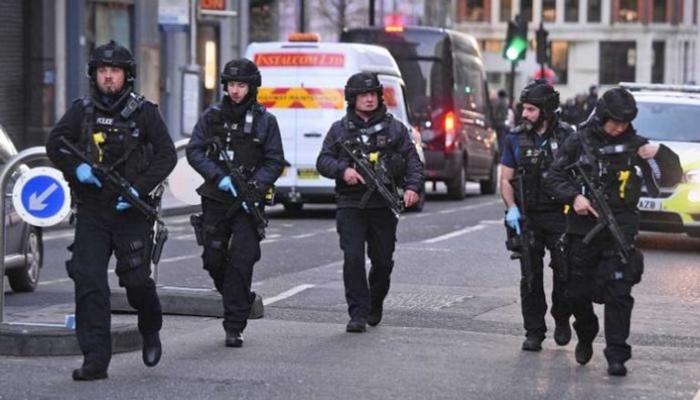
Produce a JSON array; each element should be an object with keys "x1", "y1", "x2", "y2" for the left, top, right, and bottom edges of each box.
[
  {"x1": 206, "y1": 105, "x2": 263, "y2": 175},
  {"x1": 514, "y1": 128, "x2": 563, "y2": 211},
  {"x1": 340, "y1": 114, "x2": 402, "y2": 189},
  {"x1": 80, "y1": 93, "x2": 150, "y2": 180},
  {"x1": 581, "y1": 137, "x2": 644, "y2": 210}
]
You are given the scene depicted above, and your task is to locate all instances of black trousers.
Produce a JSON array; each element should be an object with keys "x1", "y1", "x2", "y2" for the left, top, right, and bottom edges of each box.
[
  {"x1": 336, "y1": 207, "x2": 398, "y2": 320},
  {"x1": 67, "y1": 205, "x2": 162, "y2": 369},
  {"x1": 201, "y1": 197, "x2": 261, "y2": 333},
  {"x1": 566, "y1": 233, "x2": 635, "y2": 364},
  {"x1": 519, "y1": 211, "x2": 572, "y2": 340}
]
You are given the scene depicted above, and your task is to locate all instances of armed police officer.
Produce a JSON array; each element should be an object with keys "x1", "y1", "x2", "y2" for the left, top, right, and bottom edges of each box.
[
  {"x1": 545, "y1": 87, "x2": 681, "y2": 376},
  {"x1": 47, "y1": 41, "x2": 177, "y2": 380},
  {"x1": 500, "y1": 80, "x2": 574, "y2": 352},
  {"x1": 186, "y1": 58, "x2": 284, "y2": 348},
  {"x1": 316, "y1": 72, "x2": 424, "y2": 333}
]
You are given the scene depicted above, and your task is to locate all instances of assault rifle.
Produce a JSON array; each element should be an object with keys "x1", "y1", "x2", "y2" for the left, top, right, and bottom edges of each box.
[
  {"x1": 566, "y1": 160, "x2": 633, "y2": 264},
  {"x1": 210, "y1": 137, "x2": 268, "y2": 240},
  {"x1": 59, "y1": 136, "x2": 168, "y2": 265},
  {"x1": 338, "y1": 138, "x2": 404, "y2": 219},
  {"x1": 504, "y1": 172, "x2": 535, "y2": 292}
]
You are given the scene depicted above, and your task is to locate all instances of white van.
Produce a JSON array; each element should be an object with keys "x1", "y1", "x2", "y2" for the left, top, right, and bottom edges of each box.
[{"x1": 245, "y1": 38, "x2": 422, "y2": 213}]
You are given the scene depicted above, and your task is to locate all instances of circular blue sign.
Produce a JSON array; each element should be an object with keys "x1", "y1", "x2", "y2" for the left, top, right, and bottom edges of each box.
[{"x1": 20, "y1": 175, "x2": 66, "y2": 218}]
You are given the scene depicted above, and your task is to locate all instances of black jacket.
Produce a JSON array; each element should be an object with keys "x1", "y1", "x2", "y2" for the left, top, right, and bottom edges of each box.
[
  {"x1": 46, "y1": 94, "x2": 177, "y2": 206},
  {"x1": 545, "y1": 118, "x2": 682, "y2": 236},
  {"x1": 186, "y1": 100, "x2": 285, "y2": 202},
  {"x1": 316, "y1": 110, "x2": 424, "y2": 209}
]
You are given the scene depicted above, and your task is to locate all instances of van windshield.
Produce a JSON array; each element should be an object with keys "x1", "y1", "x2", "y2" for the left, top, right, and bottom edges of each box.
[{"x1": 341, "y1": 29, "x2": 448, "y2": 124}]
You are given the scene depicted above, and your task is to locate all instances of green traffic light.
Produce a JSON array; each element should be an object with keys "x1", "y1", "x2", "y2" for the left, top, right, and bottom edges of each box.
[{"x1": 505, "y1": 36, "x2": 528, "y2": 61}]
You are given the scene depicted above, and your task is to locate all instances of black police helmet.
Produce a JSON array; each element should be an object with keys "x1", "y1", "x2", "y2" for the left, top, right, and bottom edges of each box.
[
  {"x1": 220, "y1": 58, "x2": 261, "y2": 87},
  {"x1": 88, "y1": 40, "x2": 136, "y2": 82},
  {"x1": 344, "y1": 72, "x2": 384, "y2": 105},
  {"x1": 595, "y1": 87, "x2": 638, "y2": 123},
  {"x1": 519, "y1": 79, "x2": 560, "y2": 119}
]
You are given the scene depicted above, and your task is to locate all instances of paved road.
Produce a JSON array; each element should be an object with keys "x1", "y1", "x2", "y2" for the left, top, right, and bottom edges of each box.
[{"x1": 2, "y1": 185, "x2": 700, "y2": 399}]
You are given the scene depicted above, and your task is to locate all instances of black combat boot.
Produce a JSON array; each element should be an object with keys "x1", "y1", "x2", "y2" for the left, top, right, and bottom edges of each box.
[
  {"x1": 521, "y1": 336, "x2": 543, "y2": 351},
  {"x1": 72, "y1": 364, "x2": 108, "y2": 381},
  {"x1": 346, "y1": 318, "x2": 366, "y2": 333},
  {"x1": 226, "y1": 330, "x2": 244, "y2": 347},
  {"x1": 142, "y1": 332, "x2": 162, "y2": 367},
  {"x1": 367, "y1": 304, "x2": 383, "y2": 327},
  {"x1": 554, "y1": 321, "x2": 572, "y2": 346},
  {"x1": 575, "y1": 341, "x2": 594, "y2": 365},
  {"x1": 607, "y1": 361, "x2": 627, "y2": 376}
]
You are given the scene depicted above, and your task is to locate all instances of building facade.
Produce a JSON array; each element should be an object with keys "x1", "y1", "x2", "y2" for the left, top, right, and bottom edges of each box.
[{"x1": 451, "y1": 0, "x2": 698, "y2": 100}]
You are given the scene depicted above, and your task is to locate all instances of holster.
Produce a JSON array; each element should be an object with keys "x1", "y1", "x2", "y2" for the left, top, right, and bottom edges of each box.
[
  {"x1": 151, "y1": 224, "x2": 168, "y2": 265},
  {"x1": 190, "y1": 213, "x2": 204, "y2": 246}
]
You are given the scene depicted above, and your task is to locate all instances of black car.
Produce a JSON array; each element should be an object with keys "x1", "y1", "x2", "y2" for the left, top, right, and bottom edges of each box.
[{"x1": 1, "y1": 124, "x2": 43, "y2": 292}]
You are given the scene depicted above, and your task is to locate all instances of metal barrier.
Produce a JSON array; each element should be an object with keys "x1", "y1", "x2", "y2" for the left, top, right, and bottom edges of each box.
[{"x1": 0, "y1": 147, "x2": 50, "y2": 323}]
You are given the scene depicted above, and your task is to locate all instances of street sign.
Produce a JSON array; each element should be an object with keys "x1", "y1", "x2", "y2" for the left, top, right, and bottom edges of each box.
[{"x1": 11, "y1": 167, "x2": 71, "y2": 227}]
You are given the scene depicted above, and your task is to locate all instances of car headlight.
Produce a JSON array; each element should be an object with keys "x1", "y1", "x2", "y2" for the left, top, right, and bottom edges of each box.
[{"x1": 686, "y1": 169, "x2": 700, "y2": 184}]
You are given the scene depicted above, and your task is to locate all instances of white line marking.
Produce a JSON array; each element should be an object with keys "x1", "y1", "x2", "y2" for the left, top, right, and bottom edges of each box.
[
  {"x1": 43, "y1": 231, "x2": 75, "y2": 241},
  {"x1": 160, "y1": 254, "x2": 199, "y2": 263},
  {"x1": 40, "y1": 267, "x2": 116, "y2": 285},
  {"x1": 693, "y1": 387, "x2": 700, "y2": 400},
  {"x1": 263, "y1": 284, "x2": 315, "y2": 306},
  {"x1": 39, "y1": 277, "x2": 72, "y2": 285},
  {"x1": 173, "y1": 234, "x2": 196, "y2": 241},
  {"x1": 160, "y1": 286, "x2": 216, "y2": 292},
  {"x1": 292, "y1": 232, "x2": 317, "y2": 239},
  {"x1": 422, "y1": 224, "x2": 486, "y2": 244},
  {"x1": 5, "y1": 321, "x2": 67, "y2": 328}
]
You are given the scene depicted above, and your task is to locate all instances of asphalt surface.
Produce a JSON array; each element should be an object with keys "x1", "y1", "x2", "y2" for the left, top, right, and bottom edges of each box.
[{"x1": 2, "y1": 183, "x2": 700, "y2": 399}]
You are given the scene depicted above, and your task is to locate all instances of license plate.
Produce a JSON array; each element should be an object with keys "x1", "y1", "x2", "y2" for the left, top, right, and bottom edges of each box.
[
  {"x1": 297, "y1": 168, "x2": 320, "y2": 180},
  {"x1": 637, "y1": 198, "x2": 662, "y2": 211}
]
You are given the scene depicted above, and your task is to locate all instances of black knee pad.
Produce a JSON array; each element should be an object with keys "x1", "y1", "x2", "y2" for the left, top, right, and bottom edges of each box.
[{"x1": 115, "y1": 239, "x2": 151, "y2": 288}]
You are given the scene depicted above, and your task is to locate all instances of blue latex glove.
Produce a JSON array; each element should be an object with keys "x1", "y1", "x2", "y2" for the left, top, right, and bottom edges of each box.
[
  {"x1": 75, "y1": 163, "x2": 102, "y2": 188},
  {"x1": 116, "y1": 187, "x2": 139, "y2": 211},
  {"x1": 505, "y1": 206, "x2": 521, "y2": 235},
  {"x1": 217, "y1": 176, "x2": 238, "y2": 197}
]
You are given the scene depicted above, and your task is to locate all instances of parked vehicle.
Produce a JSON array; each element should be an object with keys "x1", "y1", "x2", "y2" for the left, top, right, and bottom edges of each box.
[
  {"x1": 621, "y1": 82, "x2": 700, "y2": 238},
  {"x1": 341, "y1": 25, "x2": 499, "y2": 199},
  {"x1": 245, "y1": 35, "x2": 426, "y2": 213},
  {"x1": 0, "y1": 124, "x2": 43, "y2": 292}
]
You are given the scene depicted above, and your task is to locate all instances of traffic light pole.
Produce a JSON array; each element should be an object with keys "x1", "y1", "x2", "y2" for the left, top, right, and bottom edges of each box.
[{"x1": 508, "y1": 61, "x2": 516, "y2": 108}]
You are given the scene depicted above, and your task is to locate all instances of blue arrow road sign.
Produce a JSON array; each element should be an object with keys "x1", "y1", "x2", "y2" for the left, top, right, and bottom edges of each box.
[
  {"x1": 12, "y1": 167, "x2": 72, "y2": 227},
  {"x1": 21, "y1": 175, "x2": 66, "y2": 218}
]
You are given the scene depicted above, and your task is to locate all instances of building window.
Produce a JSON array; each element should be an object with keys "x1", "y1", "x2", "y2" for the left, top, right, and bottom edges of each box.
[
  {"x1": 551, "y1": 41, "x2": 568, "y2": 84},
  {"x1": 91, "y1": 2, "x2": 133, "y2": 50},
  {"x1": 483, "y1": 40, "x2": 503, "y2": 53},
  {"x1": 652, "y1": 41, "x2": 665, "y2": 83},
  {"x1": 542, "y1": 0, "x2": 556, "y2": 21},
  {"x1": 458, "y1": 0, "x2": 487, "y2": 22},
  {"x1": 500, "y1": 0, "x2": 512, "y2": 22},
  {"x1": 588, "y1": 0, "x2": 601, "y2": 22},
  {"x1": 618, "y1": 0, "x2": 639, "y2": 22},
  {"x1": 520, "y1": 0, "x2": 533, "y2": 22},
  {"x1": 653, "y1": 0, "x2": 667, "y2": 22},
  {"x1": 565, "y1": 0, "x2": 579, "y2": 22},
  {"x1": 600, "y1": 41, "x2": 636, "y2": 84}
]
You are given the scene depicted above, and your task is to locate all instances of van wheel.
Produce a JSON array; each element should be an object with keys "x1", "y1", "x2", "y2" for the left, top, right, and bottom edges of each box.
[
  {"x1": 8, "y1": 227, "x2": 43, "y2": 293},
  {"x1": 447, "y1": 166, "x2": 466, "y2": 200},
  {"x1": 284, "y1": 203, "x2": 304, "y2": 215},
  {"x1": 479, "y1": 161, "x2": 498, "y2": 195}
]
